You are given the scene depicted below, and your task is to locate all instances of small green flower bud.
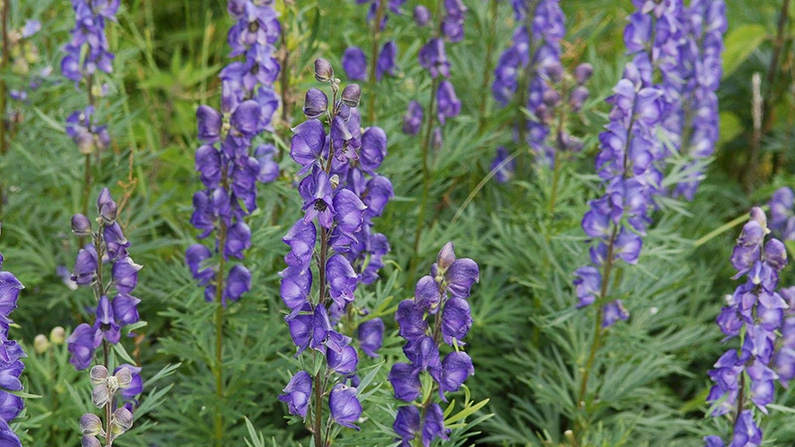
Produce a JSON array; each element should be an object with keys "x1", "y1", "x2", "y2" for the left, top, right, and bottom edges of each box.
[
  {"x1": 50, "y1": 326, "x2": 66, "y2": 344},
  {"x1": 80, "y1": 413, "x2": 103, "y2": 437},
  {"x1": 92, "y1": 383, "x2": 110, "y2": 408},
  {"x1": 114, "y1": 367, "x2": 133, "y2": 389},
  {"x1": 81, "y1": 435, "x2": 102, "y2": 447},
  {"x1": 34, "y1": 334, "x2": 50, "y2": 354},
  {"x1": 90, "y1": 365, "x2": 108, "y2": 385},
  {"x1": 112, "y1": 407, "x2": 134, "y2": 434}
]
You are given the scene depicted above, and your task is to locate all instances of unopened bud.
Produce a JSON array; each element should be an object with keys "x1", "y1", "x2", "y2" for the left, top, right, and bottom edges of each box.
[
  {"x1": 436, "y1": 242, "x2": 456, "y2": 272},
  {"x1": 414, "y1": 5, "x2": 431, "y2": 27},
  {"x1": 115, "y1": 367, "x2": 133, "y2": 389},
  {"x1": 341, "y1": 84, "x2": 361, "y2": 108},
  {"x1": 91, "y1": 383, "x2": 110, "y2": 408},
  {"x1": 81, "y1": 435, "x2": 102, "y2": 447},
  {"x1": 750, "y1": 207, "x2": 768, "y2": 233},
  {"x1": 545, "y1": 62, "x2": 564, "y2": 83},
  {"x1": 34, "y1": 334, "x2": 50, "y2": 354},
  {"x1": 80, "y1": 413, "x2": 103, "y2": 436},
  {"x1": 303, "y1": 88, "x2": 328, "y2": 119},
  {"x1": 574, "y1": 63, "x2": 593, "y2": 84},
  {"x1": 329, "y1": 174, "x2": 340, "y2": 189},
  {"x1": 50, "y1": 326, "x2": 66, "y2": 344},
  {"x1": 112, "y1": 407, "x2": 134, "y2": 433},
  {"x1": 314, "y1": 58, "x2": 334, "y2": 83},
  {"x1": 71, "y1": 214, "x2": 92, "y2": 236},
  {"x1": 90, "y1": 365, "x2": 109, "y2": 385}
]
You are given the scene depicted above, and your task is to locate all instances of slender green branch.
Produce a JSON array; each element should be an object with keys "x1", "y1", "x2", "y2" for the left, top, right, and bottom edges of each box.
[
  {"x1": 476, "y1": 0, "x2": 499, "y2": 132},
  {"x1": 0, "y1": 0, "x2": 9, "y2": 216}
]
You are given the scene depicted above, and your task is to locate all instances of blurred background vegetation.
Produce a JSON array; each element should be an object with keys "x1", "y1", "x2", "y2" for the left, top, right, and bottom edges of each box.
[{"x1": 0, "y1": 0, "x2": 793, "y2": 446}]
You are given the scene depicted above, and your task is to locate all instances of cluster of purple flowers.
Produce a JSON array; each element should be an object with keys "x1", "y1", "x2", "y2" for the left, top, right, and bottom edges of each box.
[
  {"x1": 342, "y1": 0, "x2": 400, "y2": 83},
  {"x1": 0, "y1": 252, "x2": 26, "y2": 447},
  {"x1": 60, "y1": 0, "x2": 120, "y2": 155},
  {"x1": 277, "y1": 58, "x2": 394, "y2": 439},
  {"x1": 389, "y1": 242, "x2": 478, "y2": 447},
  {"x1": 572, "y1": 57, "x2": 666, "y2": 326},
  {"x1": 620, "y1": 0, "x2": 726, "y2": 199},
  {"x1": 490, "y1": 0, "x2": 591, "y2": 172},
  {"x1": 65, "y1": 189, "x2": 143, "y2": 446},
  {"x1": 668, "y1": 0, "x2": 727, "y2": 199},
  {"x1": 704, "y1": 207, "x2": 790, "y2": 447},
  {"x1": 186, "y1": 0, "x2": 281, "y2": 304},
  {"x1": 768, "y1": 187, "x2": 795, "y2": 241},
  {"x1": 401, "y1": 1, "x2": 466, "y2": 143}
]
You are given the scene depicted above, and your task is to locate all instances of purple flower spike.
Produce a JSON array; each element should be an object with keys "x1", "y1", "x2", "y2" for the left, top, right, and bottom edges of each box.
[
  {"x1": 329, "y1": 384, "x2": 362, "y2": 430},
  {"x1": 279, "y1": 371, "x2": 312, "y2": 417}
]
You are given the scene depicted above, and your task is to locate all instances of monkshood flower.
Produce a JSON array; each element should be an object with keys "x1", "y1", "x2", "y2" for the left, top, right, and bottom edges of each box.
[
  {"x1": 357, "y1": 0, "x2": 406, "y2": 28},
  {"x1": 187, "y1": 0, "x2": 281, "y2": 305},
  {"x1": 573, "y1": 60, "x2": 664, "y2": 327},
  {"x1": 654, "y1": 0, "x2": 726, "y2": 199},
  {"x1": 0, "y1": 252, "x2": 26, "y2": 447},
  {"x1": 390, "y1": 242, "x2": 478, "y2": 447},
  {"x1": 279, "y1": 58, "x2": 393, "y2": 445},
  {"x1": 768, "y1": 187, "x2": 795, "y2": 241},
  {"x1": 61, "y1": 0, "x2": 119, "y2": 85},
  {"x1": 706, "y1": 208, "x2": 790, "y2": 446},
  {"x1": 65, "y1": 189, "x2": 141, "y2": 446},
  {"x1": 492, "y1": 0, "x2": 585, "y2": 168}
]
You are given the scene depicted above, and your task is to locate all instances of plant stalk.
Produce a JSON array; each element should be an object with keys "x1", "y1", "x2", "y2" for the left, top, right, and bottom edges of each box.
[
  {"x1": 213, "y1": 167, "x2": 230, "y2": 446},
  {"x1": 0, "y1": 0, "x2": 9, "y2": 215},
  {"x1": 367, "y1": 0, "x2": 387, "y2": 123}
]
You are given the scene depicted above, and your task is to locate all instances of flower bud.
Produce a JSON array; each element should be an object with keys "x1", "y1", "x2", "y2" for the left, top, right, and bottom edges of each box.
[
  {"x1": 112, "y1": 407, "x2": 134, "y2": 434},
  {"x1": 34, "y1": 334, "x2": 50, "y2": 354},
  {"x1": 71, "y1": 214, "x2": 92, "y2": 236},
  {"x1": 545, "y1": 62, "x2": 564, "y2": 83},
  {"x1": 81, "y1": 436, "x2": 102, "y2": 447},
  {"x1": 90, "y1": 365, "x2": 109, "y2": 385},
  {"x1": 96, "y1": 188, "x2": 117, "y2": 223},
  {"x1": 542, "y1": 89, "x2": 560, "y2": 107},
  {"x1": 303, "y1": 88, "x2": 328, "y2": 119},
  {"x1": 80, "y1": 413, "x2": 103, "y2": 436},
  {"x1": 569, "y1": 86, "x2": 589, "y2": 112},
  {"x1": 414, "y1": 5, "x2": 431, "y2": 26},
  {"x1": 114, "y1": 367, "x2": 133, "y2": 389},
  {"x1": 92, "y1": 383, "x2": 111, "y2": 408},
  {"x1": 750, "y1": 207, "x2": 768, "y2": 232},
  {"x1": 314, "y1": 58, "x2": 334, "y2": 83},
  {"x1": 341, "y1": 84, "x2": 361, "y2": 108},
  {"x1": 50, "y1": 326, "x2": 66, "y2": 344},
  {"x1": 436, "y1": 242, "x2": 456, "y2": 272},
  {"x1": 329, "y1": 174, "x2": 340, "y2": 189},
  {"x1": 574, "y1": 63, "x2": 593, "y2": 84}
]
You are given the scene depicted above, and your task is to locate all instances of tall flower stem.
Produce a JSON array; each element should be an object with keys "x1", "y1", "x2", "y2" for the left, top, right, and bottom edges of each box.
[
  {"x1": 367, "y1": 0, "x2": 387, "y2": 123},
  {"x1": 574, "y1": 226, "x2": 617, "y2": 440},
  {"x1": 213, "y1": 168, "x2": 229, "y2": 446},
  {"x1": 103, "y1": 340, "x2": 112, "y2": 447},
  {"x1": 765, "y1": 0, "x2": 792, "y2": 176},
  {"x1": 0, "y1": 0, "x2": 9, "y2": 215},
  {"x1": 311, "y1": 85, "x2": 339, "y2": 447},
  {"x1": 476, "y1": 0, "x2": 498, "y2": 133},
  {"x1": 81, "y1": 74, "x2": 97, "y2": 249},
  {"x1": 414, "y1": 285, "x2": 445, "y2": 447},
  {"x1": 409, "y1": 75, "x2": 440, "y2": 285},
  {"x1": 279, "y1": 30, "x2": 291, "y2": 125}
]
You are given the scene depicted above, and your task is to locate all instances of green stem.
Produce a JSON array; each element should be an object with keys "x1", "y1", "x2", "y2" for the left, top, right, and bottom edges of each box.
[
  {"x1": 103, "y1": 340, "x2": 113, "y2": 447},
  {"x1": 409, "y1": 75, "x2": 440, "y2": 285},
  {"x1": 574, "y1": 227, "x2": 617, "y2": 439},
  {"x1": 213, "y1": 166, "x2": 229, "y2": 446}
]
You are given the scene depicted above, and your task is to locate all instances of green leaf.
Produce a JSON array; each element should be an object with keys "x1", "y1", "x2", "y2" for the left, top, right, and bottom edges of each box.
[
  {"x1": 445, "y1": 398, "x2": 490, "y2": 425},
  {"x1": 718, "y1": 112, "x2": 743, "y2": 146},
  {"x1": 113, "y1": 342, "x2": 137, "y2": 365},
  {"x1": 722, "y1": 24, "x2": 768, "y2": 77}
]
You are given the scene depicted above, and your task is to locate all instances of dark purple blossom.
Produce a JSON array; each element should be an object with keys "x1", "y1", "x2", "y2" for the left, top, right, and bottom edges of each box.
[
  {"x1": 342, "y1": 46, "x2": 367, "y2": 81},
  {"x1": 329, "y1": 384, "x2": 362, "y2": 430},
  {"x1": 357, "y1": 318, "x2": 384, "y2": 357},
  {"x1": 402, "y1": 101, "x2": 423, "y2": 135},
  {"x1": 279, "y1": 371, "x2": 312, "y2": 417},
  {"x1": 376, "y1": 41, "x2": 397, "y2": 80}
]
